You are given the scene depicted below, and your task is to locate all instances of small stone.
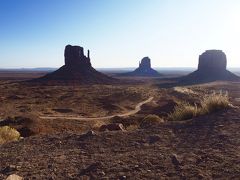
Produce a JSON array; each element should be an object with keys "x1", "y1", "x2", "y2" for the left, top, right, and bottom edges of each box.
[
  {"x1": 85, "y1": 130, "x2": 96, "y2": 136},
  {"x1": 80, "y1": 162, "x2": 102, "y2": 175},
  {"x1": 198, "y1": 173, "x2": 205, "y2": 179},
  {"x1": 1, "y1": 165, "x2": 17, "y2": 174},
  {"x1": 171, "y1": 154, "x2": 182, "y2": 166},
  {"x1": 99, "y1": 171, "x2": 105, "y2": 176},
  {"x1": 99, "y1": 123, "x2": 125, "y2": 132},
  {"x1": 79, "y1": 130, "x2": 97, "y2": 140},
  {"x1": 148, "y1": 135, "x2": 161, "y2": 144},
  {"x1": 119, "y1": 175, "x2": 127, "y2": 180},
  {"x1": 6, "y1": 174, "x2": 23, "y2": 180}
]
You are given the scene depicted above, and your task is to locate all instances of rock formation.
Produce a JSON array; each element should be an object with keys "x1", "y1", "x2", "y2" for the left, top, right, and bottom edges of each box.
[
  {"x1": 123, "y1": 57, "x2": 160, "y2": 77},
  {"x1": 34, "y1": 45, "x2": 116, "y2": 84},
  {"x1": 198, "y1": 50, "x2": 227, "y2": 71},
  {"x1": 64, "y1": 45, "x2": 91, "y2": 67},
  {"x1": 181, "y1": 50, "x2": 239, "y2": 83}
]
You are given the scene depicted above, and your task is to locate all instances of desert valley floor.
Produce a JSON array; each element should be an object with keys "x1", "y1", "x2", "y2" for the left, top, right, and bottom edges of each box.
[{"x1": 0, "y1": 71, "x2": 240, "y2": 179}]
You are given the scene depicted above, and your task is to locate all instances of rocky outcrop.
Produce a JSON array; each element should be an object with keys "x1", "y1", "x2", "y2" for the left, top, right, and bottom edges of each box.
[
  {"x1": 139, "y1": 57, "x2": 151, "y2": 70},
  {"x1": 181, "y1": 50, "x2": 239, "y2": 83},
  {"x1": 123, "y1": 57, "x2": 160, "y2": 77},
  {"x1": 64, "y1": 45, "x2": 91, "y2": 67},
  {"x1": 33, "y1": 45, "x2": 116, "y2": 84},
  {"x1": 198, "y1": 50, "x2": 227, "y2": 71}
]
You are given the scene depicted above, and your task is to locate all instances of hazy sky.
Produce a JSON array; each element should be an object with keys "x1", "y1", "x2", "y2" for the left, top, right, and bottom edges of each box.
[{"x1": 0, "y1": 0, "x2": 240, "y2": 68}]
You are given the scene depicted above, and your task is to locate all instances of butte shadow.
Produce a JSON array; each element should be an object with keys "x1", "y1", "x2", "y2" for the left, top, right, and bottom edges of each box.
[
  {"x1": 156, "y1": 50, "x2": 240, "y2": 88},
  {"x1": 30, "y1": 45, "x2": 118, "y2": 85}
]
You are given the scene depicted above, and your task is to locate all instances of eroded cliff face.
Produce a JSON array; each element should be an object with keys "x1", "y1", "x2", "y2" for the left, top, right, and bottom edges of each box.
[
  {"x1": 64, "y1": 45, "x2": 91, "y2": 68},
  {"x1": 139, "y1": 57, "x2": 151, "y2": 70},
  {"x1": 198, "y1": 50, "x2": 227, "y2": 71}
]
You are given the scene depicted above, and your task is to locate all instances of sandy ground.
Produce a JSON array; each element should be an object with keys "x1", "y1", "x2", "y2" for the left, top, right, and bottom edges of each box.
[
  {"x1": 39, "y1": 97, "x2": 153, "y2": 120},
  {"x1": 0, "y1": 73, "x2": 240, "y2": 179}
]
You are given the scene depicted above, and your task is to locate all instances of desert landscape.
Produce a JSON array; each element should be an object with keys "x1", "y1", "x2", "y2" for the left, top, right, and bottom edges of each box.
[
  {"x1": 1, "y1": 1, "x2": 240, "y2": 180},
  {"x1": 0, "y1": 45, "x2": 240, "y2": 179}
]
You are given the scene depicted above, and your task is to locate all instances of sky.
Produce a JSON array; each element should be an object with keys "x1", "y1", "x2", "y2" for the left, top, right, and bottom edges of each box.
[{"x1": 0, "y1": 0, "x2": 240, "y2": 68}]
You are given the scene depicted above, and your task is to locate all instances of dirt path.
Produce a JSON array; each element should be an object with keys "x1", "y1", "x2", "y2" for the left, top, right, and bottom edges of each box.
[{"x1": 39, "y1": 97, "x2": 154, "y2": 120}]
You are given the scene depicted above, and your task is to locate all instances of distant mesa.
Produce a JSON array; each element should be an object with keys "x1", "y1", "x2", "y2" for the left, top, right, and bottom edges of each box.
[
  {"x1": 33, "y1": 45, "x2": 116, "y2": 84},
  {"x1": 122, "y1": 57, "x2": 161, "y2": 77},
  {"x1": 180, "y1": 50, "x2": 239, "y2": 83}
]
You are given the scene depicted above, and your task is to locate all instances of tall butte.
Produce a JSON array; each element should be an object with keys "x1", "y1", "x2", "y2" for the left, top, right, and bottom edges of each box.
[
  {"x1": 181, "y1": 50, "x2": 239, "y2": 83},
  {"x1": 34, "y1": 45, "x2": 116, "y2": 84},
  {"x1": 124, "y1": 57, "x2": 160, "y2": 77}
]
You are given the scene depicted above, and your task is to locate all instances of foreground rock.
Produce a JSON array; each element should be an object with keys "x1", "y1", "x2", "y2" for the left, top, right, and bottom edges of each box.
[
  {"x1": 122, "y1": 57, "x2": 160, "y2": 77},
  {"x1": 0, "y1": 106, "x2": 239, "y2": 179},
  {"x1": 181, "y1": 50, "x2": 239, "y2": 83},
  {"x1": 32, "y1": 45, "x2": 116, "y2": 85},
  {"x1": 99, "y1": 123, "x2": 125, "y2": 131},
  {"x1": 6, "y1": 174, "x2": 23, "y2": 180}
]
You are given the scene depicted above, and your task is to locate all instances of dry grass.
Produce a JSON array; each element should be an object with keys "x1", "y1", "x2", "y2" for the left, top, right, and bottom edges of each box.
[
  {"x1": 200, "y1": 92, "x2": 231, "y2": 114},
  {"x1": 0, "y1": 126, "x2": 20, "y2": 144},
  {"x1": 168, "y1": 102, "x2": 199, "y2": 121},
  {"x1": 168, "y1": 92, "x2": 231, "y2": 121},
  {"x1": 140, "y1": 114, "x2": 164, "y2": 128}
]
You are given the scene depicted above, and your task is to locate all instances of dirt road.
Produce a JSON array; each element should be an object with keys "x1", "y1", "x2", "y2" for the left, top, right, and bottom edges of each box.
[{"x1": 39, "y1": 97, "x2": 154, "y2": 120}]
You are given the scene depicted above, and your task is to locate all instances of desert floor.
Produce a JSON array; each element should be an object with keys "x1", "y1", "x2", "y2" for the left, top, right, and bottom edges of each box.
[{"x1": 0, "y1": 71, "x2": 239, "y2": 179}]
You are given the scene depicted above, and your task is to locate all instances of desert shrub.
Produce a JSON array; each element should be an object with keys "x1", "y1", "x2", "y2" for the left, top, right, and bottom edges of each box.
[
  {"x1": 140, "y1": 114, "x2": 164, "y2": 128},
  {"x1": 200, "y1": 92, "x2": 231, "y2": 114},
  {"x1": 0, "y1": 126, "x2": 20, "y2": 144},
  {"x1": 168, "y1": 102, "x2": 199, "y2": 121},
  {"x1": 125, "y1": 124, "x2": 140, "y2": 131},
  {"x1": 168, "y1": 91, "x2": 231, "y2": 121}
]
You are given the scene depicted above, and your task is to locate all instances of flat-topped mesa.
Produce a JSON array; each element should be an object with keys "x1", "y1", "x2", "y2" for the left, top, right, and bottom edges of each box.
[
  {"x1": 139, "y1": 57, "x2": 151, "y2": 70},
  {"x1": 180, "y1": 49, "x2": 239, "y2": 84},
  {"x1": 198, "y1": 50, "x2": 227, "y2": 71},
  {"x1": 64, "y1": 45, "x2": 91, "y2": 67}
]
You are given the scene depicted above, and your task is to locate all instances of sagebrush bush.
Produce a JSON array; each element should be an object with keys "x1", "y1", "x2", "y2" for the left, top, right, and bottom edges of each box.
[
  {"x1": 200, "y1": 92, "x2": 230, "y2": 114},
  {"x1": 168, "y1": 102, "x2": 199, "y2": 121},
  {"x1": 168, "y1": 91, "x2": 231, "y2": 121},
  {"x1": 140, "y1": 114, "x2": 164, "y2": 128},
  {"x1": 0, "y1": 126, "x2": 20, "y2": 144}
]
